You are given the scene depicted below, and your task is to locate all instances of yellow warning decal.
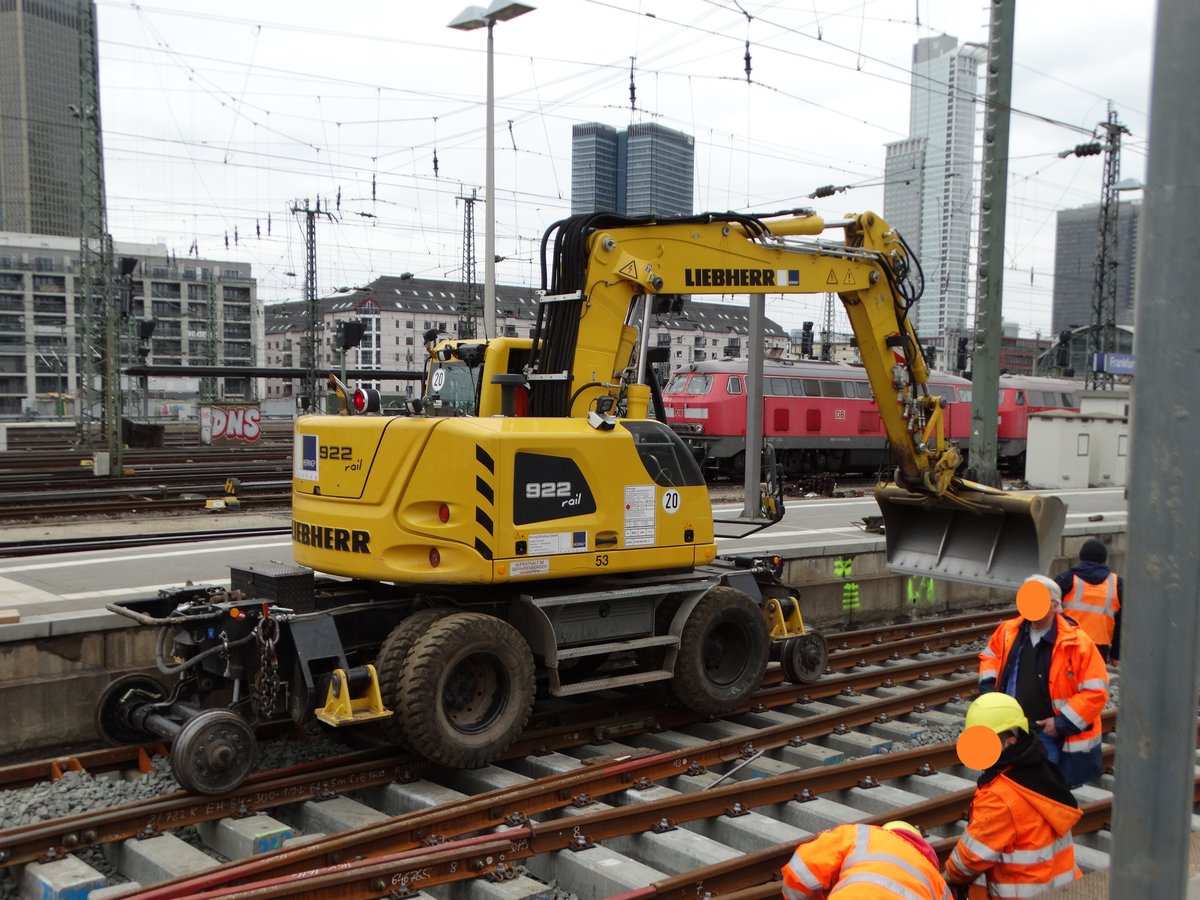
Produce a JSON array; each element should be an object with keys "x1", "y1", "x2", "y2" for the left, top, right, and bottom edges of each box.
[
  {"x1": 843, "y1": 269, "x2": 856, "y2": 285},
  {"x1": 618, "y1": 261, "x2": 639, "y2": 279},
  {"x1": 825, "y1": 269, "x2": 839, "y2": 285}
]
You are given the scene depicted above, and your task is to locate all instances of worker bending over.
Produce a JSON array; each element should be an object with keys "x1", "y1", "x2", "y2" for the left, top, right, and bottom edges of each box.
[
  {"x1": 781, "y1": 820, "x2": 951, "y2": 899},
  {"x1": 945, "y1": 693, "x2": 1082, "y2": 897}
]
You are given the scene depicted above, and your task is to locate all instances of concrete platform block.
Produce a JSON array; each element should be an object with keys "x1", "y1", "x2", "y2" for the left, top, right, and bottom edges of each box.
[
  {"x1": 832, "y1": 783, "x2": 929, "y2": 816},
  {"x1": 686, "y1": 808, "x2": 813, "y2": 854},
  {"x1": 523, "y1": 845, "x2": 665, "y2": 900},
  {"x1": 770, "y1": 740, "x2": 845, "y2": 768},
  {"x1": 939, "y1": 699, "x2": 973, "y2": 717},
  {"x1": 781, "y1": 700, "x2": 844, "y2": 719},
  {"x1": 605, "y1": 825, "x2": 741, "y2": 875},
  {"x1": 442, "y1": 765, "x2": 530, "y2": 795},
  {"x1": 900, "y1": 708, "x2": 962, "y2": 728},
  {"x1": 1071, "y1": 785, "x2": 1113, "y2": 805},
  {"x1": 503, "y1": 751, "x2": 583, "y2": 779},
  {"x1": 1076, "y1": 827, "x2": 1113, "y2": 854},
  {"x1": 284, "y1": 795, "x2": 388, "y2": 834},
  {"x1": 731, "y1": 708, "x2": 805, "y2": 730},
  {"x1": 864, "y1": 718, "x2": 927, "y2": 742},
  {"x1": 769, "y1": 796, "x2": 869, "y2": 833},
  {"x1": 1073, "y1": 842, "x2": 1110, "y2": 873},
  {"x1": 113, "y1": 832, "x2": 219, "y2": 883},
  {"x1": 364, "y1": 779, "x2": 469, "y2": 816},
  {"x1": 87, "y1": 884, "x2": 142, "y2": 900},
  {"x1": 819, "y1": 729, "x2": 891, "y2": 757},
  {"x1": 22, "y1": 855, "x2": 106, "y2": 900},
  {"x1": 895, "y1": 771, "x2": 977, "y2": 800},
  {"x1": 634, "y1": 730, "x2": 708, "y2": 753},
  {"x1": 683, "y1": 719, "x2": 756, "y2": 742},
  {"x1": 196, "y1": 813, "x2": 293, "y2": 858},
  {"x1": 429, "y1": 873, "x2": 556, "y2": 900}
]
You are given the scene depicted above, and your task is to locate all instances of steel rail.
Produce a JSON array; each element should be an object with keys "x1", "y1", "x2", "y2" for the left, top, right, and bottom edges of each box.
[
  {"x1": 0, "y1": 662, "x2": 979, "y2": 871},
  {"x1": 119, "y1": 675, "x2": 982, "y2": 899},
  {"x1": 180, "y1": 738, "x2": 1143, "y2": 900}
]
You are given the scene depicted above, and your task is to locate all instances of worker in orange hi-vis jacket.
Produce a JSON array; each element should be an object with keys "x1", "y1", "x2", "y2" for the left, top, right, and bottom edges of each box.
[
  {"x1": 781, "y1": 820, "x2": 951, "y2": 899},
  {"x1": 944, "y1": 692, "x2": 1082, "y2": 898},
  {"x1": 1054, "y1": 538, "x2": 1123, "y2": 664}
]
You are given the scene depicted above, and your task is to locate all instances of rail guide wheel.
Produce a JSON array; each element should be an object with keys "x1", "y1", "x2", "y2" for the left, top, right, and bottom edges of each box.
[
  {"x1": 170, "y1": 709, "x2": 256, "y2": 795},
  {"x1": 95, "y1": 673, "x2": 168, "y2": 745},
  {"x1": 781, "y1": 631, "x2": 829, "y2": 684}
]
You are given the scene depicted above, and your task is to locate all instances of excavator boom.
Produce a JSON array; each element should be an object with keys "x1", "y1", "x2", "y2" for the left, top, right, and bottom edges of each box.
[{"x1": 537, "y1": 209, "x2": 1064, "y2": 587}]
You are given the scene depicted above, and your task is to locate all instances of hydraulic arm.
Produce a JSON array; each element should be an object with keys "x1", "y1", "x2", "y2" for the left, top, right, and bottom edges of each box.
[{"x1": 534, "y1": 209, "x2": 1064, "y2": 587}]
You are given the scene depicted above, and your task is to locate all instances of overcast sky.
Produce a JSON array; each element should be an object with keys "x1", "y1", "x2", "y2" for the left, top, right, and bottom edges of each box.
[{"x1": 95, "y1": 0, "x2": 1156, "y2": 337}]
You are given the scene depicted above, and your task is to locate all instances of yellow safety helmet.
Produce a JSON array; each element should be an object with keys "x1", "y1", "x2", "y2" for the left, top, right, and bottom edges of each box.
[
  {"x1": 882, "y1": 821, "x2": 921, "y2": 837},
  {"x1": 964, "y1": 692, "x2": 1029, "y2": 736}
]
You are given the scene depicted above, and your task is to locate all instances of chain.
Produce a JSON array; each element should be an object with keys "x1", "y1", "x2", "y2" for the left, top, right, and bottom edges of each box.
[{"x1": 252, "y1": 612, "x2": 282, "y2": 718}]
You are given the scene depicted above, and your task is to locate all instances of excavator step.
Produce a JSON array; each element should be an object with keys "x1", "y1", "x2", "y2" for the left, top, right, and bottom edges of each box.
[
  {"x1": 555, "y1": 634, "x2": 678, "y2": 660},
  {"x1": 524, "y1": 577, "x2": 716, "y2": 608},
  {"x1": 553, "y1": 668, "x2": 674, "y2": 697}
]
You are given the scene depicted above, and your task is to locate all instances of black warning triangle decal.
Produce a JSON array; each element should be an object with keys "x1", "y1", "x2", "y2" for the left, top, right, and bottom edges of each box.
[
  {"x1": 619, "y1": 261, "x2": 638, "y2": 279},
  {"x1": 825, "y1": 268, "x2": 839, "y2": 285}
]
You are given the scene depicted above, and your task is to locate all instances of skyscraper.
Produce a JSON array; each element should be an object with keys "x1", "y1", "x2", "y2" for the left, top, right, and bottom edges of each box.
[
  {"x1": 571, "y1": 122, "x2": 694, "y2": 217},
  {"x1": 0, "y1": 0, "x2": 87, "y2": 237},
  {"x1": 883, "y1": 35, "x2": 983, "y2": 341},
  {"x1": 1052, "y1": 201, "x2": 1140, "y2": 335}
]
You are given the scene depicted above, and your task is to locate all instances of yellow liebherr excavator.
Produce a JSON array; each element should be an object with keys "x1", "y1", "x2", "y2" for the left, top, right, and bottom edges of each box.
[
  {"x1": 104, "y1": 209, "x2": 1064, "y2": 792},
  {"x1": 295, "y1": 209, "x2": 1062, "y2": 587}
]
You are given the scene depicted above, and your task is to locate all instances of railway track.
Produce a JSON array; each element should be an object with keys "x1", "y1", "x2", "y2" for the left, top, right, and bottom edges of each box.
[{"x1": 2, "y1": 614, "x2": 1125, "y2": 900}]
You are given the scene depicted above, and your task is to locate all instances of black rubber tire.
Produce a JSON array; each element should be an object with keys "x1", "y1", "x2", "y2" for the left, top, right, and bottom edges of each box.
[
  {"x1": 670, "y1": 586, "x2": 770, "y2": 715},
  {"x1": 781, "y1": 631, "x2": 829, "y2": 684},
  {"x1": 398, "y1": 612, "x2": 535, "y2": 768},
  {"x1": 376, "y1": 608, "x2": 451, "y2": 748},
  {"x1": 95, "y1": 673, "x2": 168, "y2": 745}
]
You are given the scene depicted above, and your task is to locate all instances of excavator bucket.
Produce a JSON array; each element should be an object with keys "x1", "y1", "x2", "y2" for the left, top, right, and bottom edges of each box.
[{"x1": 874, "y1": 481, "x2": 1066, "y2": 589}]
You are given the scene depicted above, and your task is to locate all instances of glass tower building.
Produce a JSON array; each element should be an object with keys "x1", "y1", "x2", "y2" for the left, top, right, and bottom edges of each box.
[
  {"x1": 883, "y1": 35, "x2": 983, "y2": 342},
  {"x1": 1052, "y1": 202, "x2": 1140, "y2": 335},
  {"x1": 0, "y1": 0, "x2": 87, "y2": 237},
  {"x1": 572, "y1": 122, "x2": 694, "y2": 217}
]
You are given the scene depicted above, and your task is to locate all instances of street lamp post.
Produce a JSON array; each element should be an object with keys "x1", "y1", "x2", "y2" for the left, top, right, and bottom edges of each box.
[{"x1": 449, "y1": 1, "x2": 534, "y2": 340}]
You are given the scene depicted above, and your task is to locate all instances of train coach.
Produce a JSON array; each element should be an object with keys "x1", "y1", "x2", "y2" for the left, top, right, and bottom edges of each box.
[
  {"x1": 661, "y1": 359, "x2": 1080, "y2": 478},
  {"x1": 995, "y1": 373, "x2": 1083, "y2": 471}
]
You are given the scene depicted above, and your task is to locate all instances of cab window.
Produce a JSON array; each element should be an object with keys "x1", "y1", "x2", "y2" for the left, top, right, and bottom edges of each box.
[
  {"x1": 1014, "y1": 391, "x2": 1026, "y2": 406},
  {"x1": 726, "y1": 375, "x2": 743, "y2": 395},
  {"x1": 684, "y1": 375, "x2": 712, "y2": 394},
  {"x1": 664, "y1": 374, "x2": 688, "y2": 394},
  {"x1": 428, "y1": 361, "x2": 479, "y2": 414}
]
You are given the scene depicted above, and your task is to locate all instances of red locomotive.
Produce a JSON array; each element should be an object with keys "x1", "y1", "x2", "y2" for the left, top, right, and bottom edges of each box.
[
  {"x1": 661, "y1": 360, "x2": 1079, "y2": 478},
  {"x1": 994, "y1": 373, "x2": 1082, "y2": 471}
]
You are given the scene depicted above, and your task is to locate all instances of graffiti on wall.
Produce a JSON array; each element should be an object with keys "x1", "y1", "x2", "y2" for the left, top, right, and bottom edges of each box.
[
  {"x1": 201, "y1": 406, "x2": 262, "y2": 443},
  {"x1": 834, "y1": 555, "x2": 860, "y2": 612},
  {"x1": 906, "y1": 574, "x2": 937, "y2": 605}
]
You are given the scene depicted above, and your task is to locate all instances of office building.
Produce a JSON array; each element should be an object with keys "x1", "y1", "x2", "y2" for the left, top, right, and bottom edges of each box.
[
  {"x1": 0, "y1": 231, "x2": 261, "y2": 416},
  {"x1": 883, "y1": 35, "x2": 983, "y2": 342},
  {"x1": 0, "y1": 0, "x2": 89, "y2": 237},
  {"x1": 571, "y1": 122, "x2": 694, "y2": 217},
  {"x1": 1052, "y1": 201, "x2": 1140, "y2": 335}
]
